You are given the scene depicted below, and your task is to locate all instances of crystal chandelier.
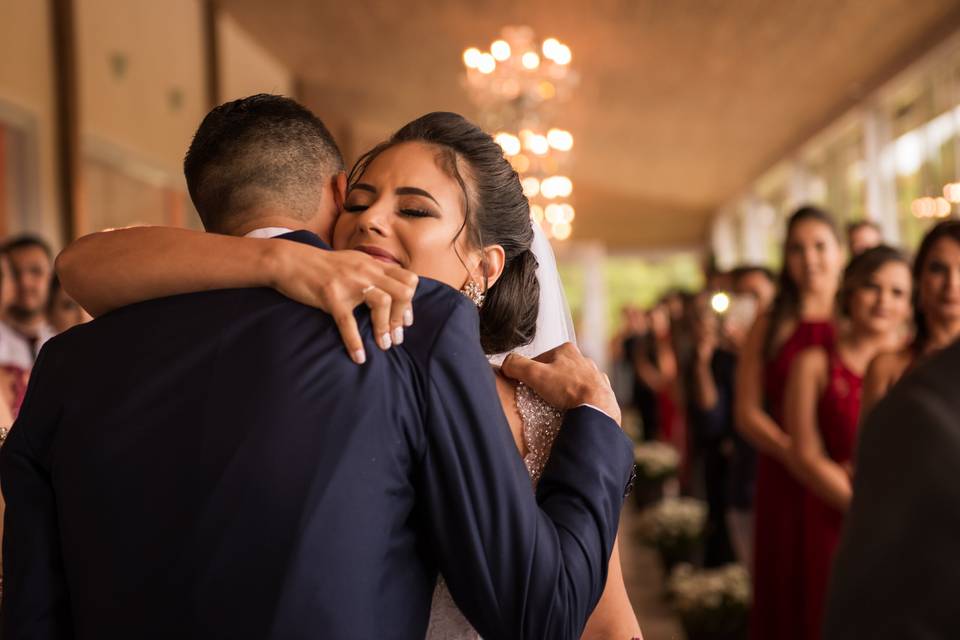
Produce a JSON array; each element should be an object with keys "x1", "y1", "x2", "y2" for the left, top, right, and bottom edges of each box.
[{"x1": 462, "y1": 26, "x2": 578, "y2": 240}]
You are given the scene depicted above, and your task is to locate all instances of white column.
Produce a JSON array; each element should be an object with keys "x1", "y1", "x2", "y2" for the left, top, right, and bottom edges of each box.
[
  {"x1": 578, "y1": 242, "x2": 608, "y2": 373},
  {"x1": 740, "y1": 195, "x2": 771, "y2": 265},
  {"x1": 862, "y1": 103, "x2": 900, "y2": 244},
  {"x1": 711, "y1": 210, "x2": 738, "y2": 271}
]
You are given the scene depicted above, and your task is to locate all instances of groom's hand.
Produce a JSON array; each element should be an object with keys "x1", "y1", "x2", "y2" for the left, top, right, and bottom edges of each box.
[
  {"x1": 501, "y1": 343, "x2": 621, "y2": 425},
  {"x1": 270, "y1": 245, "x2": 418, "y2": 364}
]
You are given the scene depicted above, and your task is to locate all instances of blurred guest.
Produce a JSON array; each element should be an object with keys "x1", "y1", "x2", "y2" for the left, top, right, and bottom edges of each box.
[
  {"x1": 0, "y1": 250, "x2": 33, "y2": 419},
  {"x1": 723, "y1": 266, "x2": 776, "y2": 569},
  {"x1": 1, "y1": 234, "x2": 56, "y2": 358},
  {"x1": 846, "y1": 220, "x2": 883, "y2": 257},
  {"x1": 626, "y1": 309, "x2": 660, "y2": 440},
  {"x1": 705, "y1": 263, "x2": 734, "y2": 294},
  {"x1": 861, "y1": 219, "x2": 960, "y2": 418},
  {"x1": 0, "y1": 253, "x2": 17, "y2": 427},
  {"x1": 824, "y1": 337, "x2": 960, "y2": 639},
  {"x1": 736, "y1": 206, "x2": 843, "y2": 640},
  {"x1": 730, "y1": 265, "x2": 776, "y2": 312},
  {"x1": 48, "y1": 276, "x2": 92, "y2": 334},
  {"x1": 634, "y1": 304, "x2": 679, "y2": 444},
  {"x1": 688, "y1": 292, "x2": 736, "y2": 567},
  {"x1": 784, "y1": 246, "x2": 911, "y2": 640}
]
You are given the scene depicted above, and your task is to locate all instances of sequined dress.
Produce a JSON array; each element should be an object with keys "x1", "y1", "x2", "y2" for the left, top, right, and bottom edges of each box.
[{"x1": 424, "y1": 382, "x2": 563, "y2": 639}]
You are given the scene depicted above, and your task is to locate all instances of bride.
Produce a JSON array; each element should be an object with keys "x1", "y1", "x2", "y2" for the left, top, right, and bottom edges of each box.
[{"x1": 57, "y1": 111, "x2": 642, "y2": 639}]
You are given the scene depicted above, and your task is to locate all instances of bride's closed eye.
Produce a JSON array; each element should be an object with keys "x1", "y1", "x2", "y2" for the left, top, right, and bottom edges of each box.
[{"x1": 342, "y1": 202, "x2": 435, "y2": 219}]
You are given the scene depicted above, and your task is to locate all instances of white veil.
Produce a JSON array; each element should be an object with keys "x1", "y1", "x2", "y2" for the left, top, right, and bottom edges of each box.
[{"x1": 488, "y1": 222, "x2": 577, "y2": 365}]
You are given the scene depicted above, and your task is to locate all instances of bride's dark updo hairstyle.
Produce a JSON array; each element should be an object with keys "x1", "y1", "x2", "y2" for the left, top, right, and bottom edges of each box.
[{"x1": 348, "y1": 112, "x2": 539, "y2": 355}]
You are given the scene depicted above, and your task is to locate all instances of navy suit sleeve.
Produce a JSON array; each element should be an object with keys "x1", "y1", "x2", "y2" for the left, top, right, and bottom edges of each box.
[
  {"x1": 1, "y1": 341, "x2": 73, "y2": 639},
  {"x1": 418, "y1": 301, "x2": 634, "y2": 640}
]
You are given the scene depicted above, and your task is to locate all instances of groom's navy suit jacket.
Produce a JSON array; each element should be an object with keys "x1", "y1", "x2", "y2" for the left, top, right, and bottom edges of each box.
[{"x1": 1, "y1": 231, "x2": 634, "y2": 640}]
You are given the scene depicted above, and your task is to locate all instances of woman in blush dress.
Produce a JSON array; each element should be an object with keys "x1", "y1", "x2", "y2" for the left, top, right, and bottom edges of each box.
[
  {"x1": 734, "y1": 206, "x2": 843, "y2": 640},
  {"x1": 860, "y1": 220, "x2": 960, "y2": 419},
  {"x1": 784, "y1": 246, "x2": 912, "y2": 640},
  {"x1": 57, "y1": 112, "x2": 642, "y2": 639}
]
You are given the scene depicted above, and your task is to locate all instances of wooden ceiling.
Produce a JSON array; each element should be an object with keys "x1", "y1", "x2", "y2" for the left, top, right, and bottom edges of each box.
[{"x1": 219, "y1": 0, "x2": 960, "y2": 250}]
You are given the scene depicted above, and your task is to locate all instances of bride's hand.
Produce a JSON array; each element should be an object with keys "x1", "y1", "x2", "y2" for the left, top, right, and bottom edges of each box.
[
  {"x1": 265, "y1": 241, "x2": 419, "y2": 363},
  {"x1": 501, "y1": 343, "x2": 621, "y2": 425}
]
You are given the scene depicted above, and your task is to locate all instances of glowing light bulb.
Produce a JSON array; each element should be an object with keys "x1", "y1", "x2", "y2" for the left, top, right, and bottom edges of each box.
[
  {"x1": 936, "y1": 197, "x2": 952, "y2": 218},
  {"x1": 549, "y1": 176, "x2": 573, "y2": 197},
  {"x1": 558, "y1": 203, "x2": 575, "y2": 223},
  {"x1": 545, "y1": 204, "x2": 564, "y2": 224},
  {"x1": 542, "y1": 38, "x2": 561, "y2": 60},
  {"x1": 521, "y1": 177, "x2": 540, "y2": 198},
  {"x1": 491, "y1": 40, "x2": 511, "y2": 61},
  {"x1": 553, "y1": 44, "x2": 572, "y2": 65},
  {"x1": 547, "y1": 129, "x2": 574, "y2": 151},
  {"x1": 525, "y1": 134, "x2": 549, "y2": 155},
  {"x1": 944, "y1": 183, "x2": 960, "y2": 203},
  {"x1": 711, "y1": 292, "x2": 731, "y2": 314},
  {"x1": 552, "y1": 221, "x2": 572, "y2": 240},
  {"x1": 463, "y1": 48, "x2": 482, "y2": 69},
  {"x1": 540, "y1": 178, "x2": 556, "y2": 199},
  {"x1": 522, "y1": 52, "x2": 540, "y2": 69},
  {"x1": 530, "y1": 204, "x2": 544, "y2": 224},
  {"x1": 494, "y1": 132, "x2": 521, "y2": 157},
  {"x1": 477, "y1": 53, "x2": 496, "y2": 74}
]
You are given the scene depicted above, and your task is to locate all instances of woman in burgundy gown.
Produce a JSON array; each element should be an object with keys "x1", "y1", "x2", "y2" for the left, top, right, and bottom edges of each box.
[
  {"x1": 735, "y1": 206, "x2": 843, "y2": 640},
  {"x1": 861, "y1": 220, "x2": 960, "y2": 418},
  {"x1": 784, "y1": 246, "x2": 912, "y2": 640}
]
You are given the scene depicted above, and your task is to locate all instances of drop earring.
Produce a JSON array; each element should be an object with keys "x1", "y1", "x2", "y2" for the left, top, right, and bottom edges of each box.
[{"x1": 460, "y1": 280, "x2": 486, "y2": 307}]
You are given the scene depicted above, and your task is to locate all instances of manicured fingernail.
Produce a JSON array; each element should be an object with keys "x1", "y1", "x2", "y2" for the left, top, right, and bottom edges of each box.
[
  {"x1": 403, "y1": 309, "x2": 414, "y2": 327},
  {"x1": 392, "y1": 327, "x2": 404, "y2": 345},
  {"x1": 352, "y1": 349, "x2": 366, "y2": 365},
  {"x1": 380, "y1": 332, "x2": 392, "y2": 349}
]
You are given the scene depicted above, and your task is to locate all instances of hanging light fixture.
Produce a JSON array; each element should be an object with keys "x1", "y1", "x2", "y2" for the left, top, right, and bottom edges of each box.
[{"x1": 462, "y1": 26, "x2": 579, "y2": 240}]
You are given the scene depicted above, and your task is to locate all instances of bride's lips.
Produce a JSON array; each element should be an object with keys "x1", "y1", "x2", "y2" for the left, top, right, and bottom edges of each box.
[{"x1": 355, "y1": 245, "x2": 402, "y2": 266}]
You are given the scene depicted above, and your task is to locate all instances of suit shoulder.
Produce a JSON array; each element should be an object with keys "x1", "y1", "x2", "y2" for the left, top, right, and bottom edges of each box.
[{"x1": 402, "y1": 278, "x2": 480, "y2": 362}]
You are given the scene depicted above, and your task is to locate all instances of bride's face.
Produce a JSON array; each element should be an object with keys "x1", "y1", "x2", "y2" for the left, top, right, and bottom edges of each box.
[{"x1": 333, "y1": 141, "x2": 487, "y2": 290}]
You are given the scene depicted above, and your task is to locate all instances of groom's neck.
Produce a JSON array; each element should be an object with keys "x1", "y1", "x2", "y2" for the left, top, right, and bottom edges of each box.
[{"x1": 227, "y1": 209, "x2": 332, "y2": 243}]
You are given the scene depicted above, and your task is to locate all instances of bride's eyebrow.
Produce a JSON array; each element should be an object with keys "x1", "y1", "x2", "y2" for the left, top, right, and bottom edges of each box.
[
  {"x1": 350, "y1": 183, "x2": 377, "y2": 194},
  {"x1": 396, "y1": 186, "x2": 439, "y2": 205}
]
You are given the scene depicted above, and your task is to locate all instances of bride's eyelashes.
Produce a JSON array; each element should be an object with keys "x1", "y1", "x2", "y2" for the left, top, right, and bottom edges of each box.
[
  {"x1": 399, "y1": 207, "x2": 435, "y2": 219},
  {"x1": 342, "y1": 201, "x2": 438, "y2": 220}
]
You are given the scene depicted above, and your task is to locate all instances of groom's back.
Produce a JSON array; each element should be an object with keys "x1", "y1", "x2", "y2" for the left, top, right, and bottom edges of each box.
[{"x1": 24, "y1": 284, "x2": 435, "y2": 638}]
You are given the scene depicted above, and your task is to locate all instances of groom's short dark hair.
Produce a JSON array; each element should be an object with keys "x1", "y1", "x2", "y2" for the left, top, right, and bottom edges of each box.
[{"x1": 184, "y1": 94, "x2": 343, "y2": 232}]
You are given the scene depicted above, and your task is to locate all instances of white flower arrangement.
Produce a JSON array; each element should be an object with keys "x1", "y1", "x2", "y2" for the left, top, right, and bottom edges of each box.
[
  {"x1": 633, "y1": 442, "x2": 681, "y2": 481},
  {"x1": 668, "y1": 563, "x2": 751, "y2": 612},
  {"x1": 667, "y1": 563, "x2": 751, "y2": 638},
  {"x1": 636, "y1": 497, "x2": 707, "y2": 547}
]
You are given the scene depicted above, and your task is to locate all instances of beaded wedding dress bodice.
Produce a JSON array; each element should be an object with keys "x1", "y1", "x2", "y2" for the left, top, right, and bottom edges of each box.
[{"x1": 424, "y1": 382, "x2": 563, "y2": 640}]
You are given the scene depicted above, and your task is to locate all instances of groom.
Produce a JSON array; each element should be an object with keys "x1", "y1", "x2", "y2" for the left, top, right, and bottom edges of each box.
[{"x1": 1, "y1": 95, "x2": 635, "y2": 639}]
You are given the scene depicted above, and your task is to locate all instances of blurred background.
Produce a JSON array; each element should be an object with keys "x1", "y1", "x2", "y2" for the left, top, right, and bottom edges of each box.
[{"x1": 5, "y1": 1, "x2": 960, "y2": 637}]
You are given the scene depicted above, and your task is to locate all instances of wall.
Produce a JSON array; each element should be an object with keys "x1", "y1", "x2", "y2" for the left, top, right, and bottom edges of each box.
[
  {"x1": 75, "y1": 0, "x2": 208, "y2": 233},
  {"x1": 0, "y1": 0, "x2": 62, "y2": 245},
  {"x1": 217, "y1": 12, "x2": 293, "y2": 102}
]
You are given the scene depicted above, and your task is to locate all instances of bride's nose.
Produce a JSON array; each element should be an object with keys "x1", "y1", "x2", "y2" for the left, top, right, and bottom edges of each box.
[{"x1": 355, "y1": 200, "x2": 391, "y2": 238}]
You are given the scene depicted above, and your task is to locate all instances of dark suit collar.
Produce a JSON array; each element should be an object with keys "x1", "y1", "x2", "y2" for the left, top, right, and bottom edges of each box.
[{"x1": 275, "y1": 229, "x2": 332, "y2": 251}]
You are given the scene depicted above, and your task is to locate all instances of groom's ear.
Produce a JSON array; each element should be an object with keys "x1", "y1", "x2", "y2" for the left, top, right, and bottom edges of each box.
[{"x1": 332, "y1": 171, "x2": 347, "y2": 208}]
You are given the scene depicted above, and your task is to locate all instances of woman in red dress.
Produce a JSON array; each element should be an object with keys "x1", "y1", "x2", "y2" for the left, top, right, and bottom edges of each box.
[
  {"x1": 784, "y1": 246, "x2": 912, "y2": 640},
  {"x1": 735, "y1": 206, "x2": 843, "y2": 640},
  {"x1": 861, "y1": 220, "x2": 960, "y2": 418}
]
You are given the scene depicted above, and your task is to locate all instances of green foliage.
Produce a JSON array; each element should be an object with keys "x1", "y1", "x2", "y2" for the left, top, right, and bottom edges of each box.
[{"x1": 558, "y1": 253, "x2": 704, "y2": 331}]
